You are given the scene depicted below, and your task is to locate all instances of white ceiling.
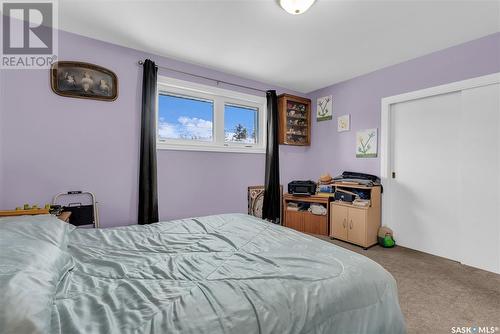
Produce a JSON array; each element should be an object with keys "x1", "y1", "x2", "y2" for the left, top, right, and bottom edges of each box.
[{"x1": 59, "y1": 0, "x2": 500, "y2": 93}]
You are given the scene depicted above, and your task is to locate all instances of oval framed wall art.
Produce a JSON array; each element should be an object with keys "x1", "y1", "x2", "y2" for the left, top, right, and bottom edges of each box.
[{"x1": 50, "y1": 61, "x2": 118, "y2": 101}]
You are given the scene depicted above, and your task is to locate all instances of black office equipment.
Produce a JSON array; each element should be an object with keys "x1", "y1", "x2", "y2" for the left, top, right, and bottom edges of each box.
[
  {"x1": 288, "y1": 180, "x2": 316, "y2": 196},
  {"x1": 334, "y1": 188, "x2": 357, "y2": 203},
  {"x1": 341, "y1": 171, "x2": 380, "y2": 183},
  {"x1": 334, "y1": 171, "x2": 382, "y2": 190}
]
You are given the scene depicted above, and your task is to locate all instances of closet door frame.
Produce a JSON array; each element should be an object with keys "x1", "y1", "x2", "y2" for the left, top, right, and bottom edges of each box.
[{"x1": 380, "y1": 72, "x2": 500, "y2": 272}]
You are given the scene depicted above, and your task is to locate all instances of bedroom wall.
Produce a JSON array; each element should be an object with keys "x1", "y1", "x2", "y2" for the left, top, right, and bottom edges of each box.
[
  {"x1": 0, "y1": 29, "x2": 308, "y2": 227},
  {"x1": 3, "y1": 30, "x2": 499, "y2": 227},
  {"x1": 305, "y1": 32, "x2": 500, "y2": 179}
]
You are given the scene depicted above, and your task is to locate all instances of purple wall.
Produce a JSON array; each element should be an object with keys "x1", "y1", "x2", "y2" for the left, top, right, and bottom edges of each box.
[
  {"x1": 0, "y1": 30, "x2": 308, "y2": 227},
  {"x1": 305, "y1": 32, "x2": 500, "y2": 179}
]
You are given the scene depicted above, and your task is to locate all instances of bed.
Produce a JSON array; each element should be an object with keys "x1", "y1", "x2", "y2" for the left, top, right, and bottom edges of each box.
[{"x1": 0, "y1": 214, "x2": 405, "y2": 334}]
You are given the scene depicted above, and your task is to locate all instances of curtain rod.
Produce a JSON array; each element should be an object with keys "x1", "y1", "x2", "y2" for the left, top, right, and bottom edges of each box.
[{"x1": 138, "y1": 60, "x2": 267, "y2": 93}]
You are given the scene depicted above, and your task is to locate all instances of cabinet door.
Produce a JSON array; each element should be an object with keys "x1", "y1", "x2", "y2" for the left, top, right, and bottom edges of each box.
[
  {"x1": 304, "y1": 213, "x2": 328, "y2": 235},
  {"x1": 331, "y1": 205, "x2": 348, "y2": 240},
  {"x1": 285, "y1": 210, "x2": 304, "y2": 232},
  {"x1": 348, "y1": 208, "x2": 367, "y2": 246}
]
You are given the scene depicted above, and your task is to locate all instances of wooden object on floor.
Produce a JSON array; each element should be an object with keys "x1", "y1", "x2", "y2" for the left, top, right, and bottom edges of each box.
[
  {"x1": 278, "y1": 94, "x2": 311, "y2": 146},
  {"x1": 283, "y1": 194, "x2": 330, "y2": 236},
  {"x1": 57, "y1": 211, "x2": 72, "y2": 223},
  {"x1": 330, "y1": 184, "x2": 381, "y2": 249},
  {"x1": 0, "y1": 208, "x2": 50, "y2": 217}
]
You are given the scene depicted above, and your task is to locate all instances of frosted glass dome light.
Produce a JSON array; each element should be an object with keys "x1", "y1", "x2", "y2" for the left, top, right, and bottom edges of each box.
[{"x1": 279, "y1": 0, "x2": 316, "y2": 15}]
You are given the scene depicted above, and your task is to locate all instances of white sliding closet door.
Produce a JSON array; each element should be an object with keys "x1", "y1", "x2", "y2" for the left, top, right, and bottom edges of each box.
[
  {"x1": 389, "y1": 83, "x2": 500, "y2": 273},
  {"x1": 458, "y1": 84, "x2": 500, "y2": 273},
  {"x1": 391, "y1": 92, "x2": 462, "y2": 262}
]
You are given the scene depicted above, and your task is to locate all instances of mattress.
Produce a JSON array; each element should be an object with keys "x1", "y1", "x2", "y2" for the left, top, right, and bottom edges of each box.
[{"x1": 0, "y1": 213, "x2": 405, "y2": 334}]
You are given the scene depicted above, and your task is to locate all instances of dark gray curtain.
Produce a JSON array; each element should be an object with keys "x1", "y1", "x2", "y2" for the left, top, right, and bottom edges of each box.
[
  {"x1": 262, "y1": 90, "x2": 281, "y2": 224},
  {"x1": 138, "y1": 59, "x2": 159, "y2": 225}
]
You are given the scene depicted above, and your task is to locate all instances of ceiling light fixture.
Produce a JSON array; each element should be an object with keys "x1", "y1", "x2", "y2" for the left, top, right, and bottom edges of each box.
[{"x1": 279, "y1": 0, "x2": 316, "y2": 15}]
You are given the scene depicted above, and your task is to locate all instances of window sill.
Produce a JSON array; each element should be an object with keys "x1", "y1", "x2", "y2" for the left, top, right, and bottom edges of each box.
[{"x1": 156, "y1": 142, "x2": 266, "y2": 154}]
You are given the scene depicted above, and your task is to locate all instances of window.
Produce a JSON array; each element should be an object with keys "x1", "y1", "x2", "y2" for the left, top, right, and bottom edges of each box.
[
  {"x1": 158, "y1": 94, "x2": 213, "y2": 142},
  {"x1": 224, "y1": 104, "x2": 258, "y2": 144},
  {"x1": 157, "y1": 76, "x2": 266, "y2": 153}
]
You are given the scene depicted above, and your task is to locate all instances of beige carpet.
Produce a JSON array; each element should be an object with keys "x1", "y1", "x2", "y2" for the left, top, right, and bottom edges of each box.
[{"x1": 318, "y1": 237, "x2": 500, "y2": 334}]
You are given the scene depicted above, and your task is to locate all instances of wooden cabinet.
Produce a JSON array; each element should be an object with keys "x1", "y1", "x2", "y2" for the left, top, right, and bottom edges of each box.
[
  {"x1": 283, "y1": 194, "x2": 330, "y2": 236},
  {"x1": 330, "y1": 184, "x2": 381, "y2": 249},
  {"x1": 278, "y1": 94, "x2": 311, "y2": 146}
]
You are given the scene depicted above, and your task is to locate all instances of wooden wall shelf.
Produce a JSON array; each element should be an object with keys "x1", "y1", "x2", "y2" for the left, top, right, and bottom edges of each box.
[{"x1": 278, "y1": 94, "x2": 311, "y2": 146}]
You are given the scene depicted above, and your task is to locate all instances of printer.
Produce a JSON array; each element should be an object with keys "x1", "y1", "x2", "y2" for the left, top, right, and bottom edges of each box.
[{"x1": 288, "y1": 180, "x2": 317, "y2": 196}]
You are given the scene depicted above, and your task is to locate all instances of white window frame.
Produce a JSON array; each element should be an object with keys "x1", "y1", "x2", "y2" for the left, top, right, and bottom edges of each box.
[{"x1": 156, "y1": 76, "x2": 267, "y2": 154}]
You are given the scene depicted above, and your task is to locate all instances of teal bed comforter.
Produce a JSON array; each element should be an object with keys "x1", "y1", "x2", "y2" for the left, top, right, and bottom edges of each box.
[{"x1": 0, "y1": 214, "x2": 405, "y2": 334}]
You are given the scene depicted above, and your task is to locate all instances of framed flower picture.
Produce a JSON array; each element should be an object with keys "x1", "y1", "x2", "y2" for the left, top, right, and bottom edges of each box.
[
  {"x1": 356, "y1": 128, "x2": 378, "y2": 158},
  {"x1": 316, "y1": 95, "x2": 333, "y2": 121}
]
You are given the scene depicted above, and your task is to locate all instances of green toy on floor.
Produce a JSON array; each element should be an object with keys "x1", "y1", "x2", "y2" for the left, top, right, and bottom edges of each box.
[{"x1": 378, "y1": 226, "x2": 396, "y2": 248}]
